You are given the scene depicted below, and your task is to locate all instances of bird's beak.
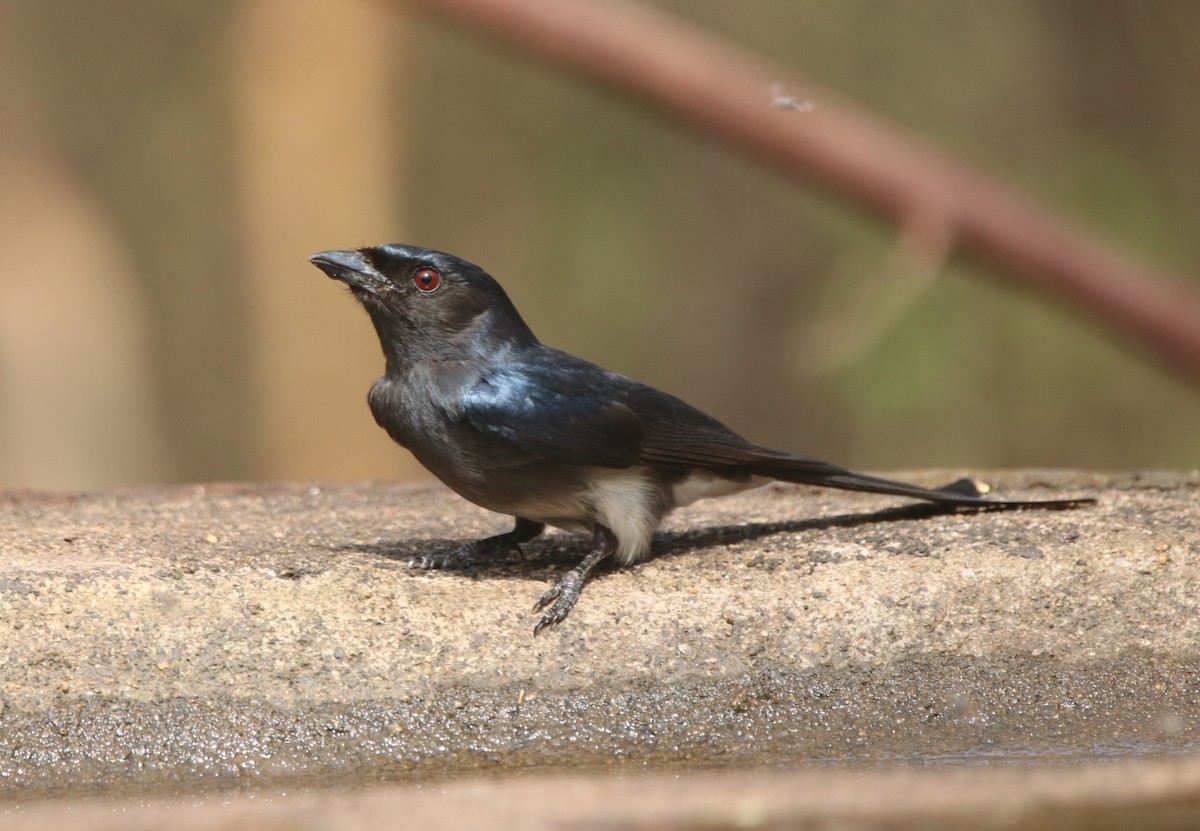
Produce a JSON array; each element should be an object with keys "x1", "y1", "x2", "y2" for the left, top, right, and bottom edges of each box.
[{"x1": 309, "y1": 249, "x2": 382, "y2": 293}]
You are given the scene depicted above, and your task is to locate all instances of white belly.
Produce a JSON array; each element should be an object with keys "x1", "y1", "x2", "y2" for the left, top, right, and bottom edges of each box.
[
  {"x1": 510, "y1": 468, "x2": 769, "y2": 567},
  {"x1": 585, "y1": 468, "x2": 664, "y2": 565},
  {"x1": 671, "y1": 471, "x2": 769, "y2": 507}
]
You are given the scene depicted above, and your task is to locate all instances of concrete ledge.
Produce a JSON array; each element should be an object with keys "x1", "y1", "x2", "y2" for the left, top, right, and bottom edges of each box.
[{"x1": 0, "y1": 471, "x2": 1197, "y2": 820}]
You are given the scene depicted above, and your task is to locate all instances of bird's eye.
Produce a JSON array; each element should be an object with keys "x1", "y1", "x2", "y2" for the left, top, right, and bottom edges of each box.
[{"x1": 413, "y1": 268, "x2": 441, "y2": 293}]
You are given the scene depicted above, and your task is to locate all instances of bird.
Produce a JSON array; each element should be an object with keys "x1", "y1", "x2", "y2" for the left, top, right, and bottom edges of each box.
[{"x1": 310, "y1": 244, "x2": 1093, "y2": 633}]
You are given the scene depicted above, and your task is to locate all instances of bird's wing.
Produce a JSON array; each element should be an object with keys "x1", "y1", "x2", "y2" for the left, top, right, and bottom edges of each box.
[
  {"x1": 461, "y1": 351, "x2": 846, "y2": 477},
  {"x1": 459, "y1": 360, "x2": 645, "y2": 468},
  {"x1": 618, "y1": 383, "x2": 838, "y2": 473}
]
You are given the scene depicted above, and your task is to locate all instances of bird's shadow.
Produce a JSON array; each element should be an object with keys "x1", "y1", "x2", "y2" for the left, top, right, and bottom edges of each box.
[{"x1": 331, "y1": 501, "x2": 963, "y2": 580}]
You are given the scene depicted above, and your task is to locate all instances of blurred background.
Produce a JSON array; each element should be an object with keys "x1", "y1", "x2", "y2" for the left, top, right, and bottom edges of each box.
[{"x1": 2, "y1": 0, "x2": 1199, "y2": 491}]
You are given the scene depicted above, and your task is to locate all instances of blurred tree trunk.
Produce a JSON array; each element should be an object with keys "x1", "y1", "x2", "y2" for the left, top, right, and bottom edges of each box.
[
  {"x1": 0, "y1": 7, "x2": 173, "y2": 490},
  {"x1": 0, "y1": 152, "x2": 173, "y2": 489},
  {"x1": 230, "y1": 0, "x2": 426, "y2": 482}
]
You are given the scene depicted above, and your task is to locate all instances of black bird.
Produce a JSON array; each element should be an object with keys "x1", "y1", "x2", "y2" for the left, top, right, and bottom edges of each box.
[{"x1": 310, "y1": 244, "x2": 1093, "y2": 633}]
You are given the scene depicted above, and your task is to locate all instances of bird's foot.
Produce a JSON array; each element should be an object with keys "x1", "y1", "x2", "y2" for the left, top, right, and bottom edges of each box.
[
  {"x1": 408, "y1": 518, "x2": 545, "y2": 571},
  {"x1": 532, "y1": 570, "x2": 586, "y2": 634},
  {"x1": 407, "y1": 540, "x2": 495, "y2": 570},
  {"x1": 531, "y1": 526, "x2": 617, "y2": 634},
  {"x1": 407, "y1": 537, "x2": 520, "y2": 570}
]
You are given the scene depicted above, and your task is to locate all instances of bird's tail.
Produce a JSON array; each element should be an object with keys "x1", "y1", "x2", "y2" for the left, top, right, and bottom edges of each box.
[{"x1": 746, "y1": 454, "x2": 1094, "y2": 509}]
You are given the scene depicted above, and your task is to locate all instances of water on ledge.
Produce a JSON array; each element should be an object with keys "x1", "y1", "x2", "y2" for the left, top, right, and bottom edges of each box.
[{"x1": 0, "y1": 653, "x2": 1196, "y2": 803}]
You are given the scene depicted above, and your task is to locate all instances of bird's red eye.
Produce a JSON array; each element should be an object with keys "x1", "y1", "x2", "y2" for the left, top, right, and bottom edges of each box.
[{"x1": 413, "y1": 268, "x2": 441, "y2": 292}]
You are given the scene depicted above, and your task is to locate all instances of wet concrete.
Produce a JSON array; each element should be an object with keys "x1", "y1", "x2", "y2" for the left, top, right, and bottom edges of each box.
[
  {"x1": 2, "y1": 653, "x2": 1198, "y2": 803},
  {"x1": 0, "y1": 471, "x2": 1198, "y2": 826}
]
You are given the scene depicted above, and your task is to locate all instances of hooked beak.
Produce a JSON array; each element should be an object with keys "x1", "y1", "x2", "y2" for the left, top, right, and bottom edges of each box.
[{"x1": 309, "y1": 249, "x2": 384, "y2": 294}]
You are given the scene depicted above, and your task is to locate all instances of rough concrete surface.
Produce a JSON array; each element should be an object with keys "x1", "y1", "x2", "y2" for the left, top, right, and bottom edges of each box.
[{"x1": 0, "y1": 470, "x2": 1198, "y2": 828}]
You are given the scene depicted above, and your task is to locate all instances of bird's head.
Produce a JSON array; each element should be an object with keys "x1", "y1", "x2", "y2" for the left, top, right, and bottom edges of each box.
[{"x1": 310, "y1": 244, "x2": 536, "y2": 367}]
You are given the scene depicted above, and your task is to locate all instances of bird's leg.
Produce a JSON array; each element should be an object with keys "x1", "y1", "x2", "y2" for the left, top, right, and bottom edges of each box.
[
  {"x1": 408, "y1": 517, "x2": 545, "y2": 570},
  {"x1": 532, "y1": 525, "x2": 617, "y2": 634}
]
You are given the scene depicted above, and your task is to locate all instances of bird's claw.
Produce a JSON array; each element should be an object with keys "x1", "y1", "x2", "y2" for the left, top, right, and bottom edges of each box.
[
  {"x1": 531, "y1": 575, "x2": 582, "y2": 634},
  {"x1": 406, "y1": 543, "x2": 483, "y2": 571},
  {"x1": 406, "y1": 532, "x2": 533, "y2": 570},
  {"x1": 532, "y1": 586, "x2": 560, "y2": 613},
  {"x1": 533, "y1": 600, "x2": 572, "y2": 635}
]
